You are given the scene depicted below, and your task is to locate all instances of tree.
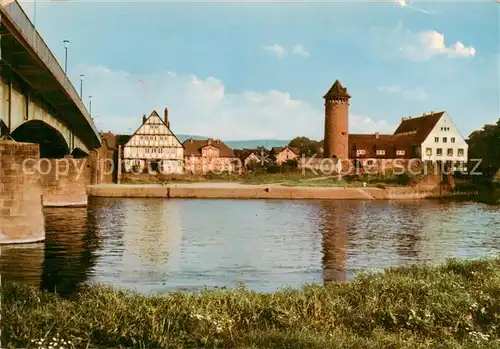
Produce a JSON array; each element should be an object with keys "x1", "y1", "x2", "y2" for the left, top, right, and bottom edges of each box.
[
  {"x1": 468, "y1": 119, "x2": 500, "y2": 180},
  {"x1": 288, "y1": 137, "x2": 321, "y2": 157}
]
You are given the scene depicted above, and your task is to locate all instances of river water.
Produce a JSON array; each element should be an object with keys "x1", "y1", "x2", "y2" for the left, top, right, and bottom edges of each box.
[{"x1": 1, "y1": 198, "x2": 499, "y2": 296}]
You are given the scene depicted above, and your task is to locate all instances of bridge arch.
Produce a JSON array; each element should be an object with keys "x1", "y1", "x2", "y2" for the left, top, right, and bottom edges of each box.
[
  {"x1": 0, "y1": 119, "x2": 8, "y2": 136},
  {"x1": 71, "y1": 147, "x2": 89, "y2": 159},
  {"x1": 12, "y1": 120, "x2": 70, "y2": 158}
]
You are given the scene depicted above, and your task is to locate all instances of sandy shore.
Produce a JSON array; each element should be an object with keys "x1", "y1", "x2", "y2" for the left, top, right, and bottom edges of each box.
[{"x1": 86, "y1": 182, "x2": 458, "y2": 200}]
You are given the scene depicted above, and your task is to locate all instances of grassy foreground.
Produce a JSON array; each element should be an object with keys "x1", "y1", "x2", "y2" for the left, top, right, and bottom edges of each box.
[{"x1": 4, "y1": 258, "x2": 500, "y2": 349}]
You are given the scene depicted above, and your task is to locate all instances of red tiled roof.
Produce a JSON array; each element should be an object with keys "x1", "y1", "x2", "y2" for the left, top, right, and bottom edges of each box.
[
  {"x1": 271, "y1": 146, "x2": 300, "y2": 155},
  {"x1": 183, "y1": 138, "x2": 234, "y2": 157},
  {"x1": 394, "y1": 111, "x2": 444, "y2": 143},
  {"x1": 349, "y1": 133, "x2": 418, "y2": 158}
]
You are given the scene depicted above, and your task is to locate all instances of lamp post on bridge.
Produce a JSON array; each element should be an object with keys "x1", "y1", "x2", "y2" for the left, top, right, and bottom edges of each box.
[
  {"x1": 63, "y1": 40, "x2": 70, "y2": 74},
  {"x1": 80, "y1": 74, "x2": 84, "y2": 98},
  {"x1": 88, "y1": 95, "x2": 92, "y2": 115}
]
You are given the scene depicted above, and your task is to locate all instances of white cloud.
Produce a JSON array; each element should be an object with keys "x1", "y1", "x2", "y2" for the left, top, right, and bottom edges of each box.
[
  {"x1": 377, "y1": 85, "x2": 428, "y2": 101},
  {"x1": 394, "y1": 0, "x2": 429, "y2": 14},
  {"x1": 263, "y1": 44, "x2": 286, "y2": 58},
  {"x1": 83, "y1": 66, "x2": 391, "y2": 140},
  {"x1": 292, "y1": 44, "x2": 309, "y2": 57},
  {"x1": 371, "y1": 23, "x2": 476, "y2": 61}
]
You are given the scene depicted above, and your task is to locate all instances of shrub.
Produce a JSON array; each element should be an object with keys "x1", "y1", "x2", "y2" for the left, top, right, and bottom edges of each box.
[{"x1": 396, "y1": 173, "x2": 411, "y2": 186}]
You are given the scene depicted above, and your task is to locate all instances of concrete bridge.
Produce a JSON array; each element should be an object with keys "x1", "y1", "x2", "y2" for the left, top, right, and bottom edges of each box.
[{"x1": 0, "y1": 1, "x2": 109, "y2": 244}]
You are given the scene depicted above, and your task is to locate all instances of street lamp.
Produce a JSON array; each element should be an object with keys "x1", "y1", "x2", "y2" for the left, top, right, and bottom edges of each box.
[
  {"x1": 89, "y1": 95, "x2": 92, "y2": 115},
  {"x1": 80, "y1": 74, "x2": 84, "y2": 98},
  {"x1": 63, "y1": 40, "x2": 70, "y2": 74}
]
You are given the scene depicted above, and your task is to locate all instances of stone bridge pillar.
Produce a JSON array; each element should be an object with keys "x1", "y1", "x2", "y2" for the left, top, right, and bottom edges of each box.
[
  {"x1": 39, "y1": 156, "x2": 90, "y2": 207},
  {"x1": 0, "y1": 141, "x2": 45, "y2": 244}
]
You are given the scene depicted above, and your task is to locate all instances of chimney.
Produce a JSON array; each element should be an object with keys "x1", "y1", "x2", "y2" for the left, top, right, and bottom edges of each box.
[
  {"x1": 208, "y1": 139, "x2": 212, "y2": 145},
  {"x1": 375, "y1": 132, "x2": 379, "y2": 139},
  {"x1": 164, "y1": 107, "x2": 169, "y2": 123},
  {"x1": 401, "y1": 117, "x2": 407, "y2": 122},
  {"x1": 142, "y1": 114, "x2": 146, "y2": 124}
]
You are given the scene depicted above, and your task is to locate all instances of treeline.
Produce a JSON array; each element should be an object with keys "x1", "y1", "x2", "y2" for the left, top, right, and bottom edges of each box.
[
  {"x1": 468, "y1": 119, "x2": 500, "y2": 182},
  {"x1": 288, "y1": 136, "x2": 323, "y2": 157}
]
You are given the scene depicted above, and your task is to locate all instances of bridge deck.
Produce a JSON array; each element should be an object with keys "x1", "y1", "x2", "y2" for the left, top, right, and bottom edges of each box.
[{"x1": 0, "y1": 0, "x2": 101, "y2": 148}]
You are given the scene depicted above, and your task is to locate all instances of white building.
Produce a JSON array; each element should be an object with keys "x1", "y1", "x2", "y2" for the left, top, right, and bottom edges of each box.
[
  {"x1": 123, "y1": 108, "x2": 184, "y2": 174},
  {"x1": 394, "y1": 111, "x2": 468, "y2": 169}
]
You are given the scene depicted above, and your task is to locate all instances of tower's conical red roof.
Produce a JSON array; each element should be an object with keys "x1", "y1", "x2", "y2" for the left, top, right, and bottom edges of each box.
[{"x1": 323, "y1": 80, "x2": 351, "y2": 99}]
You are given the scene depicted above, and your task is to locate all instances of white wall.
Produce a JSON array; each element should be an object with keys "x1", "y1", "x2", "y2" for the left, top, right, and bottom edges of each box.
[{"x1": 420, "y1": 112, "x2": 468, "y2": 164}]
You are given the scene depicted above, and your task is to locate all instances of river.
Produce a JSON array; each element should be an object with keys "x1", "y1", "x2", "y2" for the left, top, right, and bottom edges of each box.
[{"x1": 1, "y1": 198, "x2": 499, "y2": 296}]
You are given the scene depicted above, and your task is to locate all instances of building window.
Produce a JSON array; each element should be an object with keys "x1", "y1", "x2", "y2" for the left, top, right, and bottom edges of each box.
[
  {"x1": 434, "y1": 137, "x2": 439, "y2": 143},
  {"x1": 458, "y1": 149, "x2": 464, "y2": 157},
  {"x1": 437, "y1": 148, "x2": 443, "y2": 156},
  {"x1": 443, "y1": 137, "x2": 447, "y2": 143},
  {"x1": 356, "y1": 150, "x2": 366, "y2": 156},
  {"x1": 396, "y1": 150, "x2": 405, "y2": 156},
  {"x1": 451, "y1": 137, "x2": 456, "y2": 143},
  {"x1": 426, "y1": 148, "x2": 432, "y2": 156},
  {"x1": 376, "y1": 150, "x2": 385, "y2": 156},
  {"x1": 447, "y1": 148, "x2": 453, "y2": 156}
]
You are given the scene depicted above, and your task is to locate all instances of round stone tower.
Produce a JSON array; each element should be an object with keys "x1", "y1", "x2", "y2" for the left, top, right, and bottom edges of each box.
[{"x1": 323, "y1": 80, "x2": 350, "y2": 159}]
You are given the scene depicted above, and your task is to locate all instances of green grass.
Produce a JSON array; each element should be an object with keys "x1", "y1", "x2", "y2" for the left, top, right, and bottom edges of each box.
[
  {"x1": 239, "y1": 171, "x2": 322, "y2": 185},
  {"x1": 3, "y1": 258, "x2": 500, "y2": 348}
]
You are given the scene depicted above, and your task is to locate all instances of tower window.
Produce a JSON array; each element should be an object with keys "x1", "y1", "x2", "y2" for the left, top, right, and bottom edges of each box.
[{"x1": 341, "y1": 132, "x2": 347, "y2": 136}]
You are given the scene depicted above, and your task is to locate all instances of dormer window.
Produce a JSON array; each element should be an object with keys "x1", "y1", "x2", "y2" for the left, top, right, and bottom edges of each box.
[
  {"x1": 376, "y1": 150, "x2": 385, "y2": 156},
  {"x1": 396, "y1": 150, "x2": 405, "y2": 156},
  {"x1": 356, "y1": 149, "x2": 366, "y2": 156}
]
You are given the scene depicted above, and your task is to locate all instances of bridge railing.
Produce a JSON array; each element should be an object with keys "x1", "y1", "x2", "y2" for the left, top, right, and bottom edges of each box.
[{"x1": 0, "y1": 0, "x2": 101, "y2": 145}]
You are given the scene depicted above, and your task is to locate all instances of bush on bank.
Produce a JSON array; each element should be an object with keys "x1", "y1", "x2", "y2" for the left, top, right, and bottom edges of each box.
[{"x1": 3, "y1": 258, "x2": 500, "y2": 349}]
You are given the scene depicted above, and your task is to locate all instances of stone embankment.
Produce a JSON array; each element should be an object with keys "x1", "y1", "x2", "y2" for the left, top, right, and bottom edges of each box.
[{"x1": 86, "y1": 182, "x2": 470, "y2": 200}]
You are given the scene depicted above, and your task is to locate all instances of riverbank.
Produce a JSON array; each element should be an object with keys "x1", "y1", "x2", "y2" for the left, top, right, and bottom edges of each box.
[
  {"x1": 87, "y1": 182, "x2": 476, "y2": 201},
  {"x1": 3, "y1": 258, "x2": 500, "y2": 348}
]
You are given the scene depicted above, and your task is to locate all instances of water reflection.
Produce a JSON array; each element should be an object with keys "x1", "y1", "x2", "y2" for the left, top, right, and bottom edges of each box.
[
  {"x1": 41, "y1": 207, "x2": 101, "y2": 297},
  {"x1": 87, "y1": 198, "x2": 184, "y2": 293},
  {"x1": 1, "y1": 199, "x2": 499, "y2": 295},
  {"x1": 317, "y1": 201, "x2": 349, "y2": 283},
  {"x1": 0, "y1": 242, "x2": 44, "y2": 288}
]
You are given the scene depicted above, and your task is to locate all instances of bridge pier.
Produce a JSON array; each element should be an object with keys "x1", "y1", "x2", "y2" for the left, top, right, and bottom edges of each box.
[
  {"x1": 0, "y1": 141, "x2": 45, "y2": 244},
  {"x1": 39, "y1": 156, "x2": 90, "y2": 207}
]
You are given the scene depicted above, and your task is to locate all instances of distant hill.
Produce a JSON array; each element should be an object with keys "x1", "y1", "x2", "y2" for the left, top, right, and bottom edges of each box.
[{"x1": 176, "y1": 135, "x2": 289, "y2": 150}]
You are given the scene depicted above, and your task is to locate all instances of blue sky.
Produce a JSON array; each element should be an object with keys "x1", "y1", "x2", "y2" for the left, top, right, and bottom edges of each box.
[{"x1": 18, "y1": 0, "x2": 499, "y2": 140}]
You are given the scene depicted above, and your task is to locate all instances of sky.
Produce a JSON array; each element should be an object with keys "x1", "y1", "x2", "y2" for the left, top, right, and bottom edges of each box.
[{"x1": 17, "y1": 0, "x2": 500, "y2": 141}]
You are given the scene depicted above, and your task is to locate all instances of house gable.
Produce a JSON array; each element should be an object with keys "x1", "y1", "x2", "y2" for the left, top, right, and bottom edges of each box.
[
  {"x1": 420, "y1": 112, "x2": 469, "y2": 162},
  {"x1": 201, "y1": 145, "x2": 220, "y2": 156},
  {"x1": 421, "y1": 112, "x2": 468, "y2": 147},
  {"x1": 125, "y1": 110, "x2": 183, "y2": 148}
]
